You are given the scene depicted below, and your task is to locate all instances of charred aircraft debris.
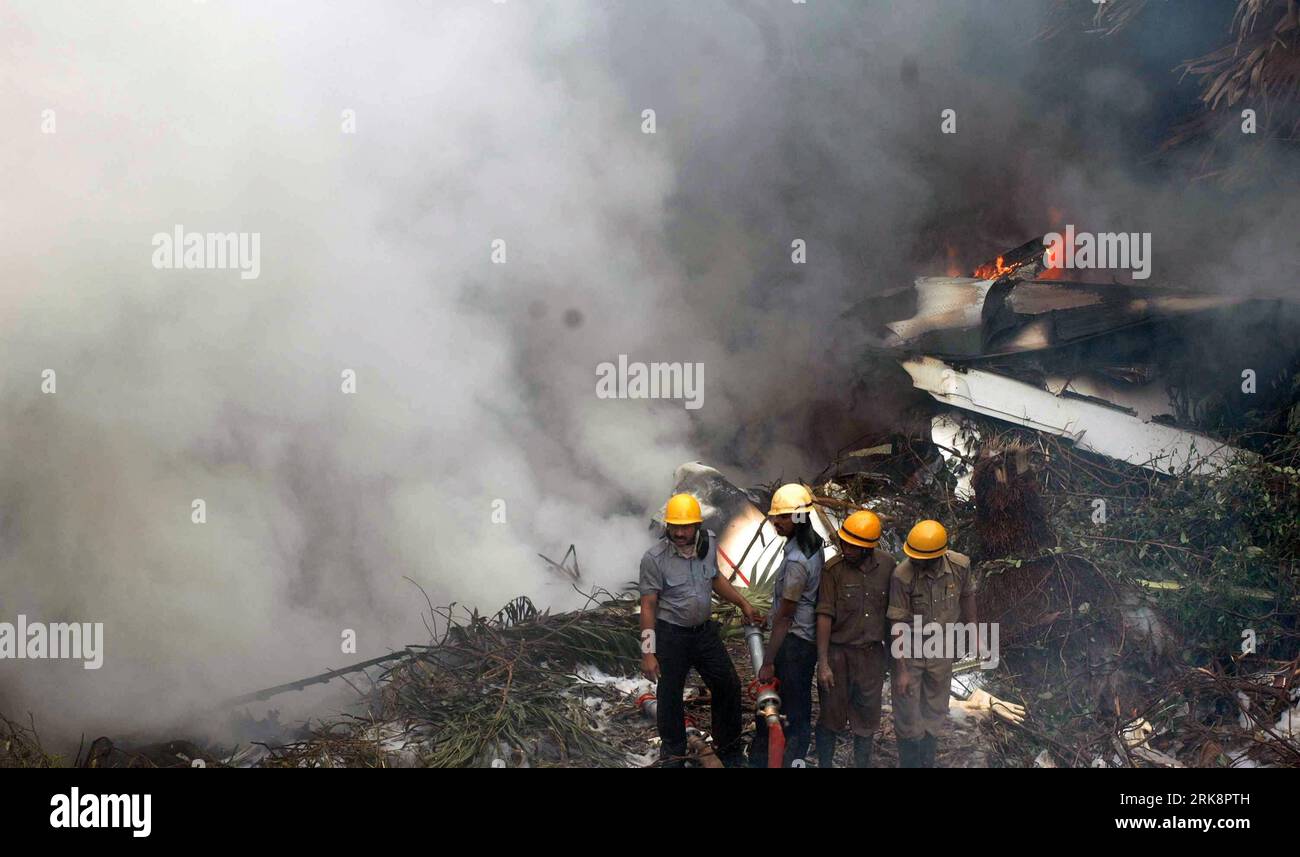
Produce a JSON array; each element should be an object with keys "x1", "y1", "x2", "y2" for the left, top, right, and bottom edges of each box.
[{"x1": 850, "y1": 235, "x2": 1300, "y2": 479}]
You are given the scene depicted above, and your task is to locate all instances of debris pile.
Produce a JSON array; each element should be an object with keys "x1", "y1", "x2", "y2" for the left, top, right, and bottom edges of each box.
[
  {"x1": 903, "y1": 424, "x2": 1298, "y2": 768},
  {"x1": 0, "y1": 713, "x2": 58, "y2": 769},
  {"x1": 255, "y1": 592, "x2": 646, "y2": 768}
]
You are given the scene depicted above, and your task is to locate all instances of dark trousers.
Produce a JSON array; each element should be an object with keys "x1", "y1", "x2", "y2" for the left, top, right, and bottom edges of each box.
[
  {"x1": 655, "y1": 620, "x2": 743, "y2": 766},
  {"x1": 749, "y1": 633, "x2": 817, "y2": 767}
]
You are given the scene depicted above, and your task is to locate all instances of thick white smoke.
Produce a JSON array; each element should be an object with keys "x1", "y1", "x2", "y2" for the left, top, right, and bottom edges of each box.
[{"x1": 0, "y1": 1, "x2": 714, "y2": 738}]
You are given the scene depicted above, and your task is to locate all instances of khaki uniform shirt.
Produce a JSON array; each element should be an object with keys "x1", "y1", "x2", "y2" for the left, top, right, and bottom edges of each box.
[
  {"x1": 886, "y1": 551, "x2": 976, "y2": 629},
  {"x1": 815, "y1": 550, "x2": 897, "y2": 645}
]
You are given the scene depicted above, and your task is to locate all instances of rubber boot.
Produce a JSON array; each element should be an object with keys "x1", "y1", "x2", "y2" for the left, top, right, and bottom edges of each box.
[
  {"x1": 897, "y1": 737, "x2": 921, "y2": 768},
  {"x1": 919, "y1": 734, "x2": 938, "y2": 768},
  {"x1": 815, "y1": 726, "x2": 837, "y2": 768},
  {"x1": 852, "y1": 735, "x2": 873, "y2": 768}
]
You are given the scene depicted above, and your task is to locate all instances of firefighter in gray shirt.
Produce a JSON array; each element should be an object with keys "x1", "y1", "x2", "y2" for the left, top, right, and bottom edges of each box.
[
  {"x1": 751, "y1": 483, "x2": 824, "y2": 767},
  {"x1": 639, "y1": 493, "x2": 761, "y2": 767}
]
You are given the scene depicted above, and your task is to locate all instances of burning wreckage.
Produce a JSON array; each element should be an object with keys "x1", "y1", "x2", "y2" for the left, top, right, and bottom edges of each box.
[
  {"x1": 860, "y1": 236, "x2": 1299, "y2": 474},
  {"x1": 11, "y1": 238, "x2": 1297, "y2": 770}
]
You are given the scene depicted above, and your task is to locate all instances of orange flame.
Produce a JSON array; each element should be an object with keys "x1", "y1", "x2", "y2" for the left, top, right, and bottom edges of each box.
[
  {"x1": 1041, "y1": 234, "x2": 1065, "y2": 280},
  {"x1": 972, "y1": 255, "x2": 1013, "y2": 279}
]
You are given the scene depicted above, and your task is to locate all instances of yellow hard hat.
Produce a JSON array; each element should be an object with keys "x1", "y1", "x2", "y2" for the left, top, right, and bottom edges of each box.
[
  {"x1": 903, "y1": 519, "x2": 949, "y2": 560},
  {"x1": 839, "y1": 510, "x2": 882, "y2": 548},
  {"x1": 664, "y1": 493, "x2": 703, "y2": 525},
  {"x1": 768, "y1": 483, "x2": 814, "y2": 516}
]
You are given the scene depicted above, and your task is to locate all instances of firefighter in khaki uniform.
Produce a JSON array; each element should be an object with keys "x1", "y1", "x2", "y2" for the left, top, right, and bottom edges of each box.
[
  {"x1": 814, "y1": 510, "x2": 896, "y2": 768},
  {"x1": 886, "y1": 519, "x2": 977, "y2": 768}
]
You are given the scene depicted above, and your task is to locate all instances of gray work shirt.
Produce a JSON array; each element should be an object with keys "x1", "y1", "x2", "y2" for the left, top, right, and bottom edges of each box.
[
  {"x1": 638, "y1": 532, "x2": 718, "y2": 629},
  {"x1": 774, "y1": 538, "x2": 823, "y2": 643}
]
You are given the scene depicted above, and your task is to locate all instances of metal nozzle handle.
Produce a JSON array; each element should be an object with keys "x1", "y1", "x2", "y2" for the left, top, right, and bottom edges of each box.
[{"x1": 743, "y1": 624, "x2": 766, "y2": 673}]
